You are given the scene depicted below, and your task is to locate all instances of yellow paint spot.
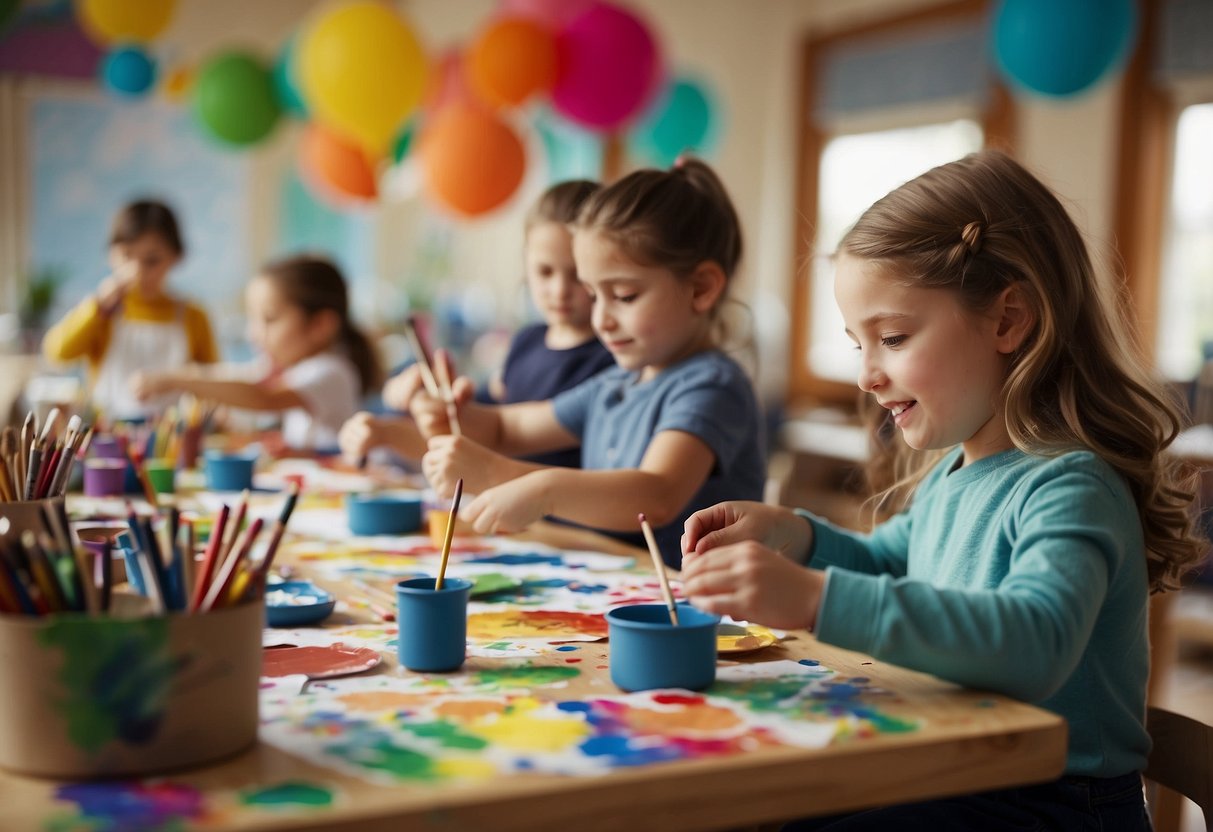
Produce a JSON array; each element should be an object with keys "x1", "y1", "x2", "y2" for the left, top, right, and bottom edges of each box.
[
  {"x1": 435, "y1": 758, "x2": 497, "y2": 779},
  {"x1": 470, "y1": 699, "x2": 588, "y2": 752}
]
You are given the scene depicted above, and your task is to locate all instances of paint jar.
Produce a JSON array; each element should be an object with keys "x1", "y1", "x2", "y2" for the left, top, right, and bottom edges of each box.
[
  {"x1": 395, "y1": 577, "x2": 472, "y2": 672},
  {"x1": 177, "y1": 425, "x2": 203, "y2": 471},
  {"x1": 606, "y1": 604, "x2": 720, "y2": 692},
  {"x1": 203, "y1": 451, "x2": 257, "y2": 492},
  {"x1": 0, "y1": 599, "x2": 262, "y2": 778},
  {"x1": 144, "y1": 458, "x2": 176, "y2": 495},
  {"x1": 83, "y1": 458, "x2": 127, "y2": 497},
  {"x1": 74, "y1": 526, "x2": 124, "y2": 593},
  {"x1": 347, "y1": 492, "x2": 423, "y2": 536}
]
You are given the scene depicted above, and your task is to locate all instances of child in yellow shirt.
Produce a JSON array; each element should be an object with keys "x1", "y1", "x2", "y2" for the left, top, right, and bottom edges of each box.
[{"x1": 42, "y1": 199, "x2": 217, "y2": 420}]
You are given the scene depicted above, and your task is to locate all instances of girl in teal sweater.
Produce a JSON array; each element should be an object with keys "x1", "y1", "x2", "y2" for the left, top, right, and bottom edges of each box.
[{"x1": 681, "y1": 150, "x2": 1205, "y2": 830}]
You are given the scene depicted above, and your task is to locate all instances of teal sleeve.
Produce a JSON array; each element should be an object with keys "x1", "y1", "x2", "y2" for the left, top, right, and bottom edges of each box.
[
  {"x1": 814, "y1": 469, "x2": 1126, "y2": 701},
  {"x1": 795, "y1": 508, "x2": 912, "y2": 577}
]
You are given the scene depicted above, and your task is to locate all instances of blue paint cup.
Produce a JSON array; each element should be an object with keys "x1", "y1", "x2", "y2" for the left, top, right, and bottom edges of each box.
[
  {"x1": 347, "y1": 492, "x2": 423, "y2": 536},
  {"x1": 606, "y1": 604, "x2": 720, "y2": 692},
  {"x1": 395, "y1": 577, "x2": 472, "y2": 672},
  {"x1": 204, "y1": 451, "x2": 257, "y2": 492}
]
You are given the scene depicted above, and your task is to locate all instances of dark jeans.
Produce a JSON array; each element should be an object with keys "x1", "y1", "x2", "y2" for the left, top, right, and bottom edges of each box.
[{"x1": 781, "y1": 771, "x2": 1150, "y2": 831}]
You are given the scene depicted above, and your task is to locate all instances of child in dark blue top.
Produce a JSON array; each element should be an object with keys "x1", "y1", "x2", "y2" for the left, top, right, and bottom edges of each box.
[
  {"x1": 407, "y1": 158, "x2": 767, "y2": 566},
  {"x1": 339, "y1": 180, "x2": 610, "y2": 467}
]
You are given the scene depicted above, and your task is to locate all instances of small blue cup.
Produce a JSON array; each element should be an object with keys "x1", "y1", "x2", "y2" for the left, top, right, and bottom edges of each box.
[
  {"x1": 204, "y1": 451, "x2": 257, "y2": 492},
  {"x1": 395, "y1": 577, "x2": 472, "y2": 672},
  {"x1": 606, "y1": 603, "x2": 720, "y2": 692},
  {"x1": 347, "y1": 493, "x2": 423, "y2": 536}
]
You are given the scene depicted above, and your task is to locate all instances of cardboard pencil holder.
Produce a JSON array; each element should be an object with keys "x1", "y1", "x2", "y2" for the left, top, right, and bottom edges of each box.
[
  {"x1": 0, "y1": 600, "x2": 262, "y2": 778},
  {"x1": 0, "y1": 497, "x2": 66, "y2": 542}
]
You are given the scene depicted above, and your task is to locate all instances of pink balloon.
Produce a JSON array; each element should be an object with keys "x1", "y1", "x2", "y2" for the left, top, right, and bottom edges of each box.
[{"x1": 551, "y1": 2, "x2": 660, "y2": 131}]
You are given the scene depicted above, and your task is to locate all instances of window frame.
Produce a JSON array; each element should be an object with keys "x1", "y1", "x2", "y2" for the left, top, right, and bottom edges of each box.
[{"x1": 789, "y1": 0, "x2": 1016, "y2": 405}]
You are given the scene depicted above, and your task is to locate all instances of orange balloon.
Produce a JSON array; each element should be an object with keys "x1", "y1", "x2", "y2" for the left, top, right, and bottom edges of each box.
[
  {"x1": 421, "y1": 103, "x2": 525, "y2": 217},
  {"x1": 467, "y1": 18, "x2": 556, "y2": 108},
  {"x1": 299, "y1": 124, "x2": 378, "y2": 206}
]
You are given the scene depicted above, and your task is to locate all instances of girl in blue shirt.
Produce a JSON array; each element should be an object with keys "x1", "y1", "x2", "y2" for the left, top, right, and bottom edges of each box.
[
  {"x1": 681, "y1": 150, "x2": 1205, "y2": 830},
  {"x1": 412, "y1": 158, "x2": 766, "y2": 564}
]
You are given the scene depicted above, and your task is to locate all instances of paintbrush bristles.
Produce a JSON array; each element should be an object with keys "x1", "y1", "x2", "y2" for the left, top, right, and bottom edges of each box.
[{"x1": 638, "y1": 513, "x2": 680, "y2": 626}]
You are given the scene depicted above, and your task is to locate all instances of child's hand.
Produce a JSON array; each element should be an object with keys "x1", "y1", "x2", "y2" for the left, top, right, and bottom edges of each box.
[
  {"x1": 382, "y1": 364, "x2": 427, "y2": 411},
  {"x1": 682, "y1": 501, "x2": 813, "y2": 563},
  {"x1": 422, "y1": 435, "x2": 517, "y2": 497},
  {"x1": 680, "y1": 541, "x2": 826, "y2": 631},
  {"x1": 462, "y1": 473, "x2": 551, "y2": 535},
  {"x1": 338, "y1": 412, "x2": 380, "y2": 463},
  {"x1": 95, "y1": 260, "x2": 138, "y2": 314},
  {"x1": 408, "y1": 377, "x2": 475, "y2": 439}
]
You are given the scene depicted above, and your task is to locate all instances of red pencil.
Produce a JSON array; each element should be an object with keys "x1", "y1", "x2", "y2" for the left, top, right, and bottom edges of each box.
[
  {"x1": 189, "y1": 503, "x2": 229, "y2": 612},
  {"x1": 200, "y1": 517, "x2": 263, "y2": 613}
]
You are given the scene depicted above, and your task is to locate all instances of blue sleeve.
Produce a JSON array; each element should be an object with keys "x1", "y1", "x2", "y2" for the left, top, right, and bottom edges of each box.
[
  {"x1": 815, "y1": 468, "x2": 1127, "y2": 701},
  {"x1": 551, "y1": 372, "x2": 604, "y2": 440},
  {"x1": 653, "y1": 363, "x2": 758, "y2": 470}
]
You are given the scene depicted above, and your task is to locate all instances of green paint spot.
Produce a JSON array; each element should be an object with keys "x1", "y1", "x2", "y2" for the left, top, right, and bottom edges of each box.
[
  {"x1": 708, "y1": 675, "x2": 816, "y2": 712},
  {"x1": 470, "y1": 572, "x2": 521, "y2": 596},
  {"x1": 39, "y1": 618, "x2": 184, "y2": 753},
  {"x1": 329, "y1": 738, "x2": 439, "y2": 780},
  {"x1": 484, "y1": 641, "x2": 514, "y2": 651},
  {"x1": 241, "y1": 781, "x2": 334, "y2": 809},
  {"x1": 471, "y1": 664, "x2": 580, "y2": 688},
  {"x1": 402, "y1": 720, "x2": 488, "y2": 750}
]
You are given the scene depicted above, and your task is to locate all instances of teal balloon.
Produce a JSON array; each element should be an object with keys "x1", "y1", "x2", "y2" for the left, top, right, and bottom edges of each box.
[
  {"x1": 101, "y1": 46, "x2": 156, "y2": 98},
  {"x1": 194, "y1": 51, "x2": 281, "y2": 146},
  {"x1": 993, "y1": 0, "x2": 1137, "y2": 98},
  {"x1": 272, "y1": 36, "x2": 308, "y2": 119},
  {"x1": 628, "y1": 78, "x2": 716, "y2": 168}
]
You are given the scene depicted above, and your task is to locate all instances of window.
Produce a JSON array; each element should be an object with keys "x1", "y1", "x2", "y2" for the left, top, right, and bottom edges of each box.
[{"x1": 790, "y1": 0, "x2": 1014, "y2": 403}]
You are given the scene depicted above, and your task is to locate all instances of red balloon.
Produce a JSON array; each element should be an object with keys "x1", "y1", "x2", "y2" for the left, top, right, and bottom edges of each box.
[
  {"x1": 298, "y1": 124, "x2": 378, "y2": 206},
  {"x1": 468, "y1": 18, "x2": 556, "y2": 108},
  {"x1": 421, "y1": 103, "x2": 525, "y2": 217}
]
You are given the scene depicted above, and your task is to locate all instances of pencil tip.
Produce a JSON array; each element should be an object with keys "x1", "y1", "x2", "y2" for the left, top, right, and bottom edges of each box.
[{"x1": 638, "y1": 512, "x2": 646, "y2": 524}]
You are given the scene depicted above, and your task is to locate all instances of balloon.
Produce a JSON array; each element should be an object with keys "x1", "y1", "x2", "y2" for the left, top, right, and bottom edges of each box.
[
  {"x1": 193, "y1": 51, "x2": 281, "y2": 147},
  {"x1": 297, "y1": 1, "x2": 427, "y2": 156},
  {"x1": 423, "y1": 48, "x2": 473, "y2": 115},
  {"x1": 993, "y1": 0, "x2": 1137, "y2": 98},
  {"x1": 391, "y1": 119, "x2": 417, "y2": 164},
  {"x1": 421, "y1": 102, "x2": 526, "y2": 217},
  {"x1": 78, "y1": 0, "x2": 176, "y2": 44},
  {"x1": 299, "y1": 123, "x2": 378, "y2": 206},
  {"x1": 468, "y1": 17, "x2": 556, "y2": 108},
  {"x1": 551, "y1": 2, "x2": 661, "y2": 130},
  {"x1": 100, "y1": 45, "x2": 155, "y2": 97},
  {"x1": 628, "y1": 77, "x2": 716, "y2": 168},
  {"x1": 272, "y1": 35, "x2": 308, "y2": 119}
]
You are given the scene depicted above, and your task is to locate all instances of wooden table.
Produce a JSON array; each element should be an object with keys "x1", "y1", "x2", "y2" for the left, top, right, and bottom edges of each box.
[{"x1": 0, "y1": 507, "x2": 1067, "y2": 832}]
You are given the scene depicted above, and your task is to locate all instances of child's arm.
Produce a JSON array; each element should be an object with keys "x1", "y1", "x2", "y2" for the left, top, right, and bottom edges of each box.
[
  {"x1": 42, "y1": 296, "x2": 110, "y2": 363},
  {"x1": 460, "y1": 429, "x2": 717, "y2": 535},
  {"x1": 131, "y1": 369, "x2": 306, "y2": 412}
]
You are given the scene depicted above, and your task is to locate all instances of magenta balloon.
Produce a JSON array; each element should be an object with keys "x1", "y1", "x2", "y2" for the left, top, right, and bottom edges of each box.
[
  {"x1": 498, "y1": 0, "x2": 591, "y2": 29},
  {"x1": 551, "y1": 2, "x2": 660, "y2": 131}
]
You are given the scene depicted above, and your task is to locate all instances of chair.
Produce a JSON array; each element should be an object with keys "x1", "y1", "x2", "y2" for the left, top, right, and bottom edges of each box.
[{"x1": 1144, "y1": 706, "x2": 1213, "y2": 831}]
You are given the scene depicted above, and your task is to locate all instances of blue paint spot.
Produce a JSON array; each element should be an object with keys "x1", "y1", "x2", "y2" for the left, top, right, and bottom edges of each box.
[
  {"x1": 470, "y1": 553, "x2": 562, "y2": 566},
  {"x1": 798, "y1": 659, "x2": 820, "y2": 667},
  {"x1": 555, "y1": 645, "x2": 580, "y2": 652},
  {"x1": 568, "y1": 583, "x2": 609, "y2": 594},
  {"x1": 813, "y1": 683, "x2": 861, "y2": 700},
  {"x1": 580, "y1": 735, "x2": 682, "y2": 766},
  {"x1": 557, "y1": 701, "x2": 591, "y2": 713}
]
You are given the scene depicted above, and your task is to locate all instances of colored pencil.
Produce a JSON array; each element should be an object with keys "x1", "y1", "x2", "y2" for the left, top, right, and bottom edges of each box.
[
  {"x1": 434, "y1": 477, "x2": 463, "y2": 590},
  {"x1": 190, "y1": 503, "x2": 229, "y2": 612},
  {"x1": 200, "y1": 517, "x2": 262, "y2": 612},
  {"x1": 639, "y1": 513, "x2": 679, "y2": 626}
]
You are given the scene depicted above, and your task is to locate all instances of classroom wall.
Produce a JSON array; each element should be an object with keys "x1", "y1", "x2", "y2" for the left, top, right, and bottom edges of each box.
[{"x1": 5, "y1": 0, "x2": 1128, "y2": 403}]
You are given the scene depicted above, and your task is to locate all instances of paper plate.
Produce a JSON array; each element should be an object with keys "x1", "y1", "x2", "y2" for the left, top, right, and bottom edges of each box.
[
  {"x1": 261, "y1": 644, "x2": 382, "y2": 678},
  {"x1": 716, "y1": 622, "x2": 778, "y2": 654},
  {"x1": 265, "y1": 581, "x2": 336, "y2": 627}
]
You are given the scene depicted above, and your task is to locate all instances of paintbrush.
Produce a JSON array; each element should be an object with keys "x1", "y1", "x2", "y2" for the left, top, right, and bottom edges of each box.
[
  {"x1": 432, "y1": 349, "x2": 463, "y2": 437},
  {"x1": 639, "y1": 513, "x2": 680, "y2": 626},
  {"x1": 402, "y1": 315, "x2": 441, "y2": 398},
  {"x1": 434, "y1": 477, "x2": 463, "y2": 591}
]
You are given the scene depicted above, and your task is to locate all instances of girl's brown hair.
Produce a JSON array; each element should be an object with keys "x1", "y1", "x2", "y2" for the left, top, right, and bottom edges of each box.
[
  {"x1": 109, "y1": 199, "x2": 185, "y2": 255},
  {"x1": 841, "y1": 149, "x2": 1204, "y2": 592},
  {"x1": 258, "y1": 255, "x2": 382, "y2": 395},
  {"x1": 526, "y1": 179, "x2": 600, "y2": 231}
]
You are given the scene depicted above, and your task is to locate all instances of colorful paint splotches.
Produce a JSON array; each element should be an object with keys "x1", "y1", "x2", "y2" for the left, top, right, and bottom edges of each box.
[
  {"x1": 259, "y1": 660, "x2": 915, "y2": 785},
  {"x1": 50, "y1": 782, "x2": 210, "y2": 832}
]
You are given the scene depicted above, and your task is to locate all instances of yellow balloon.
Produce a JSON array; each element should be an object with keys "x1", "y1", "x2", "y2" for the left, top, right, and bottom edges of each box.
[
  {"x1": 298, "y1": 1, "x2": 427, "y2": 157},
  {"x1": 77, "y1": 0, "x2": 176, "y2": 43}
]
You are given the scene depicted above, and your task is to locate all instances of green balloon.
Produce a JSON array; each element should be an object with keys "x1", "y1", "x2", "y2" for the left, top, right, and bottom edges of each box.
[{"x1": 194, "y1": 51, "x2": 282, "y2": 147}]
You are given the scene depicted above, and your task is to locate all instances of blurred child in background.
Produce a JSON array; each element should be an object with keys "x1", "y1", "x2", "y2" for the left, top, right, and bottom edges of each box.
[
  {"x1": 132, "y1": 254, "x2": 380, "y2": 453},
  {"x1": 43, "y1": 199, "x2": 217, "y2": 421}
]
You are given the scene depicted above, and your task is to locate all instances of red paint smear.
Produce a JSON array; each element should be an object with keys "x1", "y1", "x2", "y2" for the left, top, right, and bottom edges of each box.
[
  {"x1": 564, "y1": 658, "x2": 582, "y2": 663},
  {"x1": 653, "y1": 693, "x2": 704, "y2": 706},
  {"x1": 261, "y1": 645, "x2": 382, "y2": 678}
]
